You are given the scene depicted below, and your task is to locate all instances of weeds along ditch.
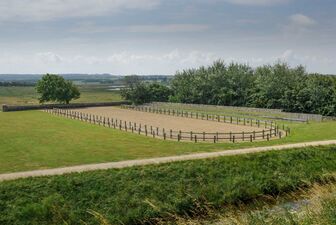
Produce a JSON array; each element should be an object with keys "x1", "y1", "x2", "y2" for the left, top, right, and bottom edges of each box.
[{"x1": 0, "y1": 145, "x2": 335, "y2": 224}]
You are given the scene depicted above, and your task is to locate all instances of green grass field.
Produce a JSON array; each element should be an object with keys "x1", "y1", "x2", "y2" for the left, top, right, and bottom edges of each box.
[
  {"x1": 0, "y1": 146, "x2": 335, "y2": 224},
  {"x1": 0, "y1": 85, "x2": 122, "y2": 107},
  {"x1": 0, "y1": 110, "x2": 336, "y2": 173}
]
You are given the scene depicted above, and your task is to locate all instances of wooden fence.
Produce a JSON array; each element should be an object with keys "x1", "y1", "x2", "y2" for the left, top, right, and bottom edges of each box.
[
  {"x1": 44, "y1": 108, "x2": 289, "y2": 143},
  {"x1": 147, "y1": 102, "x2": 321, "y2": 122},
  {"x1": 121, "y1": 105, "x2": 278, "y2": 129}
]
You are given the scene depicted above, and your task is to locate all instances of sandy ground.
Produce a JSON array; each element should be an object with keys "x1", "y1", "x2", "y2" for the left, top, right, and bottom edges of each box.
[
  {"x1": 75, "y1": 106, "x2": 264, "y2": 133},
  {"x1": 1, "y1": 140, "x2": 335, "y2": 181}
]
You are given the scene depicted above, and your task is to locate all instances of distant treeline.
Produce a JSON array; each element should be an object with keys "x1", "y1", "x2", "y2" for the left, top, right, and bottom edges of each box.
[
  {"x1": 0, "y1": 81, "x2": 35, "y2": 87},
  {"x1": 122, "y1": 61, "x2": 336, "y2": 116}
]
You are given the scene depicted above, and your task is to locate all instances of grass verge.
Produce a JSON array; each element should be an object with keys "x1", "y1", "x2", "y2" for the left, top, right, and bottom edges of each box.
[
  {"x1": 0, "y1": 145, "x2": 335, "y2": 224},
  {"x1": 0, "y1": 110, "x2": 336, "y2": 173}
]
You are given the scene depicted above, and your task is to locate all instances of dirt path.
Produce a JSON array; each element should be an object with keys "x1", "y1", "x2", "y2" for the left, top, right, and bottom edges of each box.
[{"x1": 1, "y1": 140, "x2": 335, "y2": 182}]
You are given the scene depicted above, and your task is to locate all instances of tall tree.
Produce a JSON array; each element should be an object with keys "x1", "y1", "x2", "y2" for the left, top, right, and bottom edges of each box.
[{"x1": 36, "y1": 74, "x2": 80, "y2": 104}]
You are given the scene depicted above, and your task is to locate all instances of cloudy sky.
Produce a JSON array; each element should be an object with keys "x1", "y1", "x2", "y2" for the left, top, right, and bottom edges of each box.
[{"x1": 0, "y1": 0, "x2": 335, "y2": 74}]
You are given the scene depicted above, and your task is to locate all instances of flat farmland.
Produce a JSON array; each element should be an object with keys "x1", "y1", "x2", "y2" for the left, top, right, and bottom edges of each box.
[{"x1": 75, "y1": 106, "x2": 265, "y2": 133}]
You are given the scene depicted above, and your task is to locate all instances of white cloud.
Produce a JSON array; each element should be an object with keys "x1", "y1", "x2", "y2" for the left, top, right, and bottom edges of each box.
[
  {"x1": 72, "y1": 23, "x2": 209, "y2": 33},
  {"x1": 289, "y1": 14, "x2": 317, "y2": 27},
  {"x1": 283, "y1": 14, "x2": 317, "y2": 37},
  {"x1": 0, "y1": 49, "x2": 335, "y2": 74},
  {"x1": 280, "y1": 49, "x2": 294, "y2": 60},
  {"x1": 222, "y1": 0, "x2": 289, "y2": 6},
  {"x1": 127, "y1": 24, "x2": 209, "y2": 33},
  {"x1": 36, "y1": 52, "x2": 63, "y2": 63},
  {"x1": 0, "y1": 0, "x2": 160, "y2": 22}
]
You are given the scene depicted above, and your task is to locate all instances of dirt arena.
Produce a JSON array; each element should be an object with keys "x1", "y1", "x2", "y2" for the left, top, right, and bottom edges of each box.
[{"x1": 75, "y1": 106, "x2": 265, "y2": 133}]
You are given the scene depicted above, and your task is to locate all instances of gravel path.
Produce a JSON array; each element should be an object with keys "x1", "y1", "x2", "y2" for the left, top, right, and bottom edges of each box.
[{"x1": 1, "y1": 140, "x2": 335, "y2": 182}]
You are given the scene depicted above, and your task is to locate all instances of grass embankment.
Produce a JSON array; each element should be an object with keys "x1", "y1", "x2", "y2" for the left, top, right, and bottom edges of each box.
[
  {"x1": 181, "y1": 182, "x2": 336, "y2": 225},
  {"x1": 0, "y1": 110, "x2": 336, "y2": 173},
  {"x1": 0, "y1": 85, "x2": 121, "y2": 106},
  {"x1": 0, "y1": 146, "x2": 335, "y2": 224}
]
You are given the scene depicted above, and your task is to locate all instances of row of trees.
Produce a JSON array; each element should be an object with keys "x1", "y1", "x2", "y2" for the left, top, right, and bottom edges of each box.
[
  {"x1": 121, "y1": 76, "x2": 172, "y2": 104},
  {"x1": 122, "y1": 61, "x2": 336, "y2": 116}
]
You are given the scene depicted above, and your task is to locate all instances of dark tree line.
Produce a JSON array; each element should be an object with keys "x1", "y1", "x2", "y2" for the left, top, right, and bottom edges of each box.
[
  {"x1": 0, "y1": 81, "x2": 35, "y2": 86},
  {"x1": 121, "y1": 61, "x2": 336, "y2": 116}
]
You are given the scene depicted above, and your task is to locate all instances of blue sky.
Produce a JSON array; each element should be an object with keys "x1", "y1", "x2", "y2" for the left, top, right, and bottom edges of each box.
[{"x1": 0, "y1": 0, "x2": 335, "y2": 74}]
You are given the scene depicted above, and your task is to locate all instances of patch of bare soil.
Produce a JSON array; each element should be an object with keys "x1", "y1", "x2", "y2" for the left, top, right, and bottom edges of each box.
[{"x1": 75, "y1": 106, "x2": 265, "y2": 133}]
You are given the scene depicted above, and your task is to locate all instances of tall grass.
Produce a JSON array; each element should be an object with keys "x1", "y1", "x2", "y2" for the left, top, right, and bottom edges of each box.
[{"x1": 0, "y1": 145, "x2": 335, "y2": 224}]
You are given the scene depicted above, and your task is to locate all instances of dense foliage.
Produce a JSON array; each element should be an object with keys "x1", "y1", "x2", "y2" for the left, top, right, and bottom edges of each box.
[
  {"x1": 122, "y1": 61, "x2": 336, "y2": 116},
  {"x1": 121, "y1": 79, "x2": 172, "y2": 104},
  {"x1": 171, "y1": 61, "x2": 336, "y2": 116},
  {"x1": 0, "y1": 146, "x2": 335, "y2": 224},
  {"x1": 36, "y1": 74, "x2": 80, "y2": 104}
]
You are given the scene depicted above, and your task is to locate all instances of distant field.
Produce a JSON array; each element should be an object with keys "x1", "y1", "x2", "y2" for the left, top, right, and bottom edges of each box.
[
  {"x1": 0, "y1": 145, "x2": 335, "y2": 224},
  {"x1": 0, "y1": 85, "x2": 122, "y2": 106},
  {"x1": 0, "y1": 110, "x2": 336, "y2": 173}
]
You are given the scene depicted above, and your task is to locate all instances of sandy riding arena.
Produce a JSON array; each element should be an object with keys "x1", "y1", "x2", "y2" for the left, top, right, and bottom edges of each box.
[{"x1": 75, "y1": 106, "x2": 264, "y2": 134}]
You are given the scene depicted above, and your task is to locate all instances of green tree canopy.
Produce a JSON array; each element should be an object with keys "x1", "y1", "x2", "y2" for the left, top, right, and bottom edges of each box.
[
  {"x1": 121, "y1": 81, "x2": 171, "y2": 105},
  {"x1": 119, "y1": 61, "x2": 336, "y2": 116},
  {"x1": 36, "y1": 74, "x2": 80, "y2": 104}
]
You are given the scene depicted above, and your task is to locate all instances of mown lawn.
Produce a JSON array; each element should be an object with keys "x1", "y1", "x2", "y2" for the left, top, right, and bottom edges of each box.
[
  {"x1": 0, "y1": 110, "x2": 336, "y2": 173},
  {"x1": 0, "y1": 85, "x2": 122, "y2": 106},
  {"x1": 0, "y1": 146, "x2": 335, "y2": 224}
]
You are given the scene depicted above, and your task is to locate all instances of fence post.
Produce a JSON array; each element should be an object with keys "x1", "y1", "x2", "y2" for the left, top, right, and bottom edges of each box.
[
  {"x1": 170, "y1": 129, "x2": 172, "y2": 139},
  {"x1": 203, "y1": 132, "x2": 205, "y2": 141},
  {"x1": 250, "y1": 135, "x2": 253, "y2": 142},
  {"x1": 213, "y1": 136, "x2": 216, "y2": 143},
  {"x1": 267, "y1": 134, "x2": 270, "y2": 141},
  {"x1": 232, "y1": 135, "x2": 235, "y2": 143},
  {"x1": 190, "y1": 131, "x2": 193, "y2": 141},
  {"x1": 194, "y1": 135, "x2": 197, "y2": 143},
  {"x1": 163, "y1": 132, "x2": 166, "y2": 140}
]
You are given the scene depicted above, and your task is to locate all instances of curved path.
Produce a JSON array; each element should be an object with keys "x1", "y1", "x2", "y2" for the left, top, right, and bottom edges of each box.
[{"x1": 1, "y1": 140, "x2": 336, "y2": 182}]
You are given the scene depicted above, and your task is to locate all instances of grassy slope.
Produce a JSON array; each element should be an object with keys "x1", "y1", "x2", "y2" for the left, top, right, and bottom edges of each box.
[
  {"x1": 186, "y1": 183, "x2": 336, "y2": 225},
  {"x1": 0, "y1": 85, "x2": 122, "y2": 106},
  {"x1": 0, "y1": 146, "x2": 335, "y2": 224},
  {"x1": 0, "y1": 110, "x2": 336, "y2": 173}
]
